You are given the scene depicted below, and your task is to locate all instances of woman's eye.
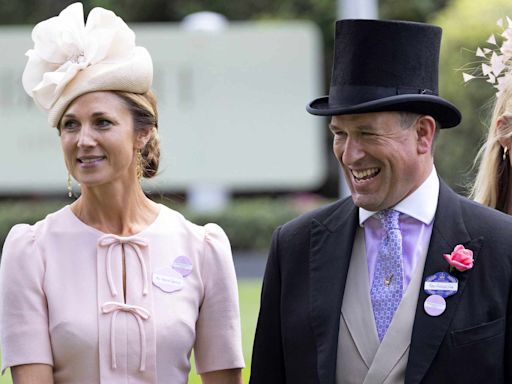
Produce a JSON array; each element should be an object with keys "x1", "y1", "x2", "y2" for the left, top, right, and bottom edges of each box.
[
  {"x1": 62, "y1": 120, "x2": 78, "y2": 131},
  {"x1": 96, "y1": 119, "x2": 112, "y2": 128}
]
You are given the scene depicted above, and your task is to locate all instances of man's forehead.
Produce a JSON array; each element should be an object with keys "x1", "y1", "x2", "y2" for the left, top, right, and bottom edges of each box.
[{"x1": 329, "y1": 111, "x2": 400, "y2": 129}]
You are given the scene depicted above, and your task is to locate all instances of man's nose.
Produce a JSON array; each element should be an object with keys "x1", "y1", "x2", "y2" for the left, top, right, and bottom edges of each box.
[{"x1": 341, "y1": 136, "x2": 365, "y2": 165}]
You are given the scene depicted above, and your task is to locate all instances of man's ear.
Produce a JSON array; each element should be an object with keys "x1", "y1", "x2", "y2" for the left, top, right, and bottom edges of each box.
[
  {"x1": 416, "y1": 115, "x2": 436, "y2": 155},
  {"x1": 135, "y1": 127, "x2": 152, "y2": 149}
]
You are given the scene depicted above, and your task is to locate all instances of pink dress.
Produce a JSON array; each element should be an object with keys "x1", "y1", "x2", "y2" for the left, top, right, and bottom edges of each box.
[{"x1": 0, "y1": 205, "x2": 244, "y2": 383}]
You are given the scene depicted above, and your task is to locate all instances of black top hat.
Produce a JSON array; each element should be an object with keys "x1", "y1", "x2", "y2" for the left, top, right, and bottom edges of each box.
[{"x1": 307, "y1": 19, "x2": 461, "y2": 128}]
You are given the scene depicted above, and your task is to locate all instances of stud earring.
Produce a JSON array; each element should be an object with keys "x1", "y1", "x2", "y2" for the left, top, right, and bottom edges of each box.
[
  {"x1": 136, "y1": 150, "x2": 143, "y2": 180},
  {"x1": 503, "y1": 147, "x2": 509, "y2": 161},
  {"x1": 67, "y1": 173, "x2": 73, "y2": 198}
]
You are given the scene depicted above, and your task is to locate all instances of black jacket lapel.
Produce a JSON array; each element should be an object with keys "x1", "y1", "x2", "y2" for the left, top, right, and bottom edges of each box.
[
  {"x1": 405, "y1": 181, "x2": 482, "y2": 383},
  {"x1": 309, "y1": 198, "x2": 358, "y2": 383}
]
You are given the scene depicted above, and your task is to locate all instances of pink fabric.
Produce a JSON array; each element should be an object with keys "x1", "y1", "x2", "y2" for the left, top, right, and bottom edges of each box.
[
  {"x1": 364, "y1": 213, "x2": 434, "y2": 291},
  {"x1": 0, "y1": 205, "x2": 244, "y2": 383}
]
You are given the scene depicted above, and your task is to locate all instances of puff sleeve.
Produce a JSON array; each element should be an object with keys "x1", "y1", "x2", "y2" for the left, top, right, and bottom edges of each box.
[
  {"x1": 0, "y1": 224, "x2": 53, "y2": 372},
  {"x1": 193, "y1": 223, "x2": 245, "y2": 374}
]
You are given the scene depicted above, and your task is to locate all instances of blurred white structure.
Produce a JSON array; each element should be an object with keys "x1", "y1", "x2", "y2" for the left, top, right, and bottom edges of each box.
[
  {"x1": 181, "y1": 11, "x2": 228, "y2": 32},
  {"x1": 181, "y1": 12, "x2": 230, "y2": 213},
  {"x1": 0, "y1": 21, "x2": 325, "y2": 202},
  {"x1": 339, "y1": 0, "x2": 378, "y2": 19}
]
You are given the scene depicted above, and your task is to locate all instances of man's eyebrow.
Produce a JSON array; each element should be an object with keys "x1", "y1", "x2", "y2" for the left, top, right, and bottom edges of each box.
[{"x1": 328, "y1": 122, "x2": 379, "y2": 132}]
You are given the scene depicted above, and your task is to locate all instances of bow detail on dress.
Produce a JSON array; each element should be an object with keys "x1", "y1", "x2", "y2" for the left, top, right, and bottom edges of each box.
[
  {"x1": 102, "y1": 301, "x2": 151, "y2": 371},
  {"x1": 98, "y1": 234, "x2": 149, "y2": 297}
]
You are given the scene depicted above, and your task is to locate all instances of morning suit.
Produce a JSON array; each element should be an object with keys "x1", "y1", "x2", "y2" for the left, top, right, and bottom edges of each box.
[{"x1": 250, "y1": 180, "x2": 512, "y2": 383}]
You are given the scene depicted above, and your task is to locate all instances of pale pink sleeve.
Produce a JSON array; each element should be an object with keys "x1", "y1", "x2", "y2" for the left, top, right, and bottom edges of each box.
[
  {"x1": 193, "y1": 223, "x2": 245, "y2": 374},
  {"x1": 0, "y1": 224, "x2": 53, "y2": 373}
]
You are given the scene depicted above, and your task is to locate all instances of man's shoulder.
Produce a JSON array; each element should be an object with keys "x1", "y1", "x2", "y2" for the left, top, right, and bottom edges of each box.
[
  {"x1": 279, "y1": 196, "x2": 356, "y2": 235},
  {"x1": 458, "y1": 194, "x2": 512, "y2": 228},
  {"x1": 440, "y1": 183, "x2": 512, "y2": 235}
]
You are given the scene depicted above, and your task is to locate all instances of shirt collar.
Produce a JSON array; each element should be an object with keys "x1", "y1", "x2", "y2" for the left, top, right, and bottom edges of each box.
[{"x1": 359, "y1": 166, "x2": 439, "y2": 226}]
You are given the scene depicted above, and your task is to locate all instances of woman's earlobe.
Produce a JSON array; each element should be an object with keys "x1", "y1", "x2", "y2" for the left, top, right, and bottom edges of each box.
[{"x1": 497, "y1": 117, "x2": 512, "y2": 148}]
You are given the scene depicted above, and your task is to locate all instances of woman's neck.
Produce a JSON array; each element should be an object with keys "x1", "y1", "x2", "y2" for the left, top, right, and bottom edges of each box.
[{"x1": 70, "y1": 182, "x2": 160, "y2": 236}]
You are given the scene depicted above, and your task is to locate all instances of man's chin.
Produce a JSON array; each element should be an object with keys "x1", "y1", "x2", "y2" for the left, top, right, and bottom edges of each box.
[{"x1": 351, "y1": 195, "x2": 386, "y2": 212}]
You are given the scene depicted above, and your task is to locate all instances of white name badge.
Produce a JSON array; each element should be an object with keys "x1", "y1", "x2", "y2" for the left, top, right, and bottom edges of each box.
[
  {"x1": 424, "y1": 281, "x2": 458, "y2": 291},
  {"x1": 152, "y1": 266, "x2": 184, "y2": 293}
]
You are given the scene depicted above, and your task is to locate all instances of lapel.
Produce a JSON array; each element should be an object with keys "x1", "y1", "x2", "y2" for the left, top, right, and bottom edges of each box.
[
  {"x1": 405, "y1": 180, "x2": 483, "y2": 384},
  {"x1": 309, "y1": 198, "x2": 359, "y2": 384}
]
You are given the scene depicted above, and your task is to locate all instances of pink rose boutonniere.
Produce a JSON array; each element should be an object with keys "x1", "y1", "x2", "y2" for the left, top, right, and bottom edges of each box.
[{"x1": 443, "y1": 245, "x2": 474, "y2": 272}]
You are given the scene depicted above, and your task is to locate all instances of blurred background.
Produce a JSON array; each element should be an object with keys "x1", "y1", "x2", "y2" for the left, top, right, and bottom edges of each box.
[{"x1": 1, "y1": 0, "x2": 511, "y2": 382}]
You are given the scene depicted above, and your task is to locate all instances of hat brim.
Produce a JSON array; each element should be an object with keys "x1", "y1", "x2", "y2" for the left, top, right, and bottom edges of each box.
[{"x1": 306, "y1": 94, "x2": 461, "y2": 128}]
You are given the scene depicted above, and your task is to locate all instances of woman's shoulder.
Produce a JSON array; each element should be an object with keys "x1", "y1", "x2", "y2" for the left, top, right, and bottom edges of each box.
[
  {"x1": 157, "y1": 204, "x2": 226, "y2": 235},
  {"x1": 5, "y1": 205, "x2": 72, "y2": 243}
]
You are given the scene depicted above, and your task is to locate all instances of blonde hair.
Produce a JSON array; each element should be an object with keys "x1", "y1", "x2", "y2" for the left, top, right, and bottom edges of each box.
[
  {"x1": 471, "y1": 86, "x2": 512, "y2": 211},
  {"x1": 115, "y1": 90, "x2": 160, "y2": 179}
]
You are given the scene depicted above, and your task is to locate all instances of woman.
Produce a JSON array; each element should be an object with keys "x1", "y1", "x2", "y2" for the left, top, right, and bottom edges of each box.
[
  {"x1": 471, "y1": 85, "x2": 512, "y2": 212},
  {"x1": 468, "y1": 17, "x2": 512, "y2": 212},
  {"x1": 0, "y1": 3, "x2": 244, "y2": 383}
]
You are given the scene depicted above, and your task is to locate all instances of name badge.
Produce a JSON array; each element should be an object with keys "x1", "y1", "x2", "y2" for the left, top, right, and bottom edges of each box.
[
  {"x1": 424, "y1": 272, "x2": 458, "y2": 298},
  {"x1": 152, "y1": 266, "x2": 184, "y2": 293}
]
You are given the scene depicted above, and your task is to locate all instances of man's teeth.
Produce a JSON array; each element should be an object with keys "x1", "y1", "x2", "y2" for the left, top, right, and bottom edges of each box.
[{"x1": 352, "y1": 168, "x2": 379, "y2": 179}]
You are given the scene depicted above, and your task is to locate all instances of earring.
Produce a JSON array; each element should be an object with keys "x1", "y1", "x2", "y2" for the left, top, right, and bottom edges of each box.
[
  {"x1": 504, "y1": 147, "x2": 509, "y2": 161},
  {"x1": 136, "y1": 150, "x2": 143, "y2": 180},
  {"x1": 67, "y1": 173, "x2": 73, "y2": 198}
]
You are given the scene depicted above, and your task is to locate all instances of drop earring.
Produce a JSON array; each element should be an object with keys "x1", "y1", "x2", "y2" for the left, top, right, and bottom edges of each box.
[
  {"x1": 67, "y1": 173, "x2": 73, "y2": 198},
  {"x1": 136, "y1": 150, "x2": 143, "y2": 181},
  {"x1": 503, "y1": 147, "x2": 509, "y2": 161}
]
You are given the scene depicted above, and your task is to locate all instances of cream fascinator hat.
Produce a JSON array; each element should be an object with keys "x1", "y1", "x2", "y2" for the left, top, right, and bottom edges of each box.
[{"x1": 22, "y1": 2, "x2": 153, "y2": 128}]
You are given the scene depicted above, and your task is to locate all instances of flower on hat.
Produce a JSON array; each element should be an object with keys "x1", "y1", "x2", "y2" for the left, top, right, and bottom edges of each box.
[
  {"x1": 463, "y1": 17, "x2": 512, "y2": 98},
  {"x1": 22, "y1": 2, "x2": 137, "y2": 111}
]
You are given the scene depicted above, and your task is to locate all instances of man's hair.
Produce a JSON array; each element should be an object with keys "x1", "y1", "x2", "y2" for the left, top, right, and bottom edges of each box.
[{"x1": 398, "y1": 111, "x2": 440, "y2": 153}]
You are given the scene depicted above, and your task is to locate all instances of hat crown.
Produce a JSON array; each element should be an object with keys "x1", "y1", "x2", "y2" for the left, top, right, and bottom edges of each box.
[
  {"x1": 331, "y1": 19, "x2": 441, "y2": 94},
  {"x1": 306, "y1": 19, "x2": 461, "y2": 128}
]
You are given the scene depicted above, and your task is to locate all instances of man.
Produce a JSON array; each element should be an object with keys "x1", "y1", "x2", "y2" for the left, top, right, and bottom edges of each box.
[{"x1": 250, "y1": 19, "x2": 512, "y2": 384}]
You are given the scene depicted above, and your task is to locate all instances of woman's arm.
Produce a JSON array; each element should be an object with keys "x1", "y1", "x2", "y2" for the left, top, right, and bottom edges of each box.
[
  {"x1": 201, "y1": 368, "x2": 243, "y2": 384},
  {"x1": 11, "y1": 364, "x2": 53, "y2": 384}
]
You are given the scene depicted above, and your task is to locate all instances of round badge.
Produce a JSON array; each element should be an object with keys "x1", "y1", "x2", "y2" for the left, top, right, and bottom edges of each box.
[
  {"x1": 424, "y1": 294, "x2": 446, "y2": 316},
  {"x1": 172, "y1": 256, "x2": 193, "y2": 277}
]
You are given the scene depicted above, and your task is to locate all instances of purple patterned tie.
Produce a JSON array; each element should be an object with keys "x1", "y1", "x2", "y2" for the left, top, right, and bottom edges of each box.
[{"x1": 370, "y1": 209, "x2": 404, "y2": 342}]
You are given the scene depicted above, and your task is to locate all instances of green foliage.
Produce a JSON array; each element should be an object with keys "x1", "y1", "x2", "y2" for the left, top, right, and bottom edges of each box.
[
  {"x1": 432, "y1": 0, "x2": 512, "y2": 193},
  {"x1": 0, "y1": 200, "x2": 65, "y2": 250},
  {"x1": 380, "y1": 0, "x2": 449, "y2": 21},
  {"x1": 175, "y1": 198, "x2": 305, "y2": 251},
  {"x1": 0, "y1": 196, "x2": 327, "y2": 251}
]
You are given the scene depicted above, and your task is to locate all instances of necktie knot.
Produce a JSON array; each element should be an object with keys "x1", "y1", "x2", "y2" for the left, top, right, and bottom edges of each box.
[{"x1": 378, "y1": 209, "x2": 400, "y2": 232}]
